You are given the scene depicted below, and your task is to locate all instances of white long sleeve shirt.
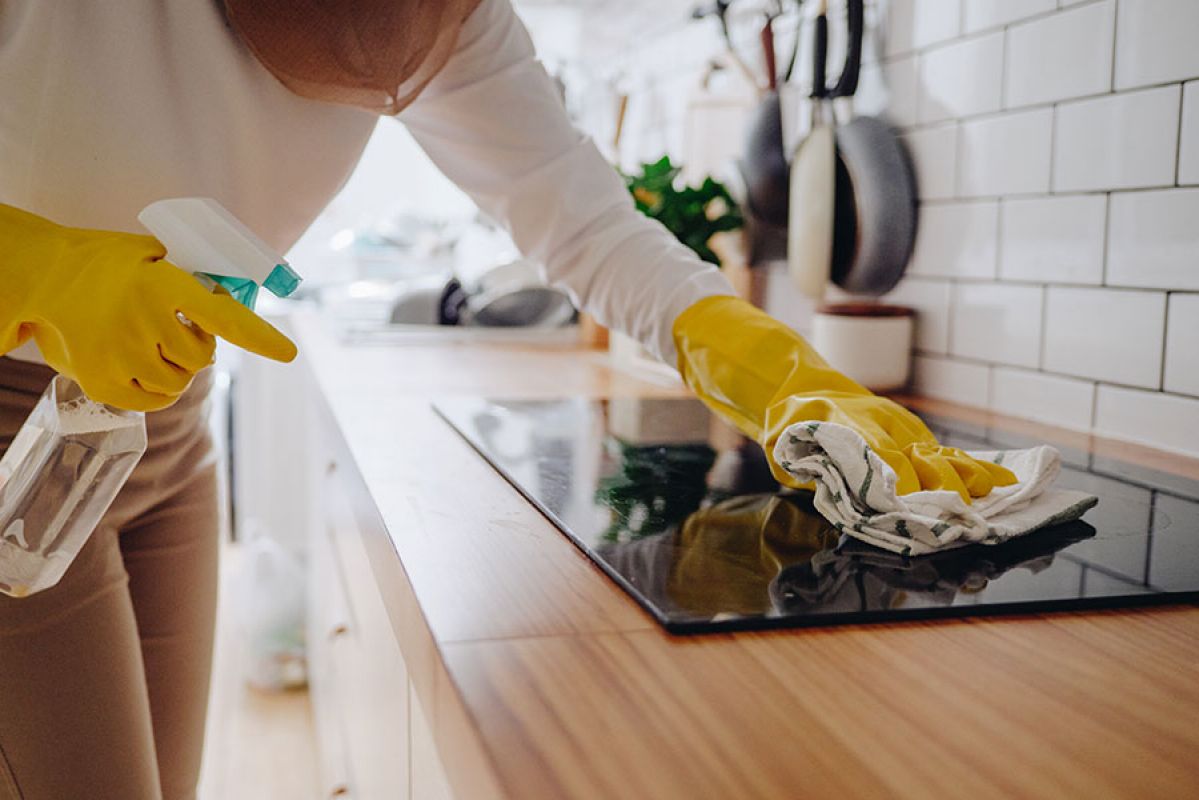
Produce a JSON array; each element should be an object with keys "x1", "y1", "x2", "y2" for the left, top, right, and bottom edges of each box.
[{"x1": 0, "y1": 0, "x2": 733, "y2": 365}]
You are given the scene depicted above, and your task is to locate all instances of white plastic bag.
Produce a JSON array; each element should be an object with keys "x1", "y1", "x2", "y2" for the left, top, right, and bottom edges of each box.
[{"x1": 232, "y1": 527, "x2": 307, "y2": 690}]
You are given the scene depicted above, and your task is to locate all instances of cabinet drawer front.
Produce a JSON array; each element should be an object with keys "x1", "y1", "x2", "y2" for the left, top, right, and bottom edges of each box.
[
  {"x1": 308, "y1": 490, "x2": 355, "y2": 798},
  {"x1": 411, "y1": 682, "x2": 455, "y2": 800},
  {"x1": 325, "y1": 459, "x2": 412, "y2": 798}
]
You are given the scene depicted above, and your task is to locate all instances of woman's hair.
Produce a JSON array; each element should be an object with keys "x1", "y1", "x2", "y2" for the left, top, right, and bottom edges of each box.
[{"x1": 223, "y1": 0, "x2": 482, "y2": 115}]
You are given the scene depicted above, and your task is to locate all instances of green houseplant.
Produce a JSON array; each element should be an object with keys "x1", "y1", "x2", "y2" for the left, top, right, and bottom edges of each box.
[{"x1": 622, "y1": 156, "x2": 743, "y2": 266}]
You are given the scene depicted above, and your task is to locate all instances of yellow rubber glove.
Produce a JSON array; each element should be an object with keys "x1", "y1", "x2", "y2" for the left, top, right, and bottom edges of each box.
[
  {"x1": 668, "y1": 494, "x2": 838, "y2": 616},
  {"x1": 1, "y1": 203, "x2": 297, "y2": 411},
  {"x1": 672, "y1": 296, "x2": 1016, "y2": 504}
]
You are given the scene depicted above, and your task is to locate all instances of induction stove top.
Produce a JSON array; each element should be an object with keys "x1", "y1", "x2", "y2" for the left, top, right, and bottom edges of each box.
[{"x1": 435, "y1": 397, "x2": 1199, "y2": 634}]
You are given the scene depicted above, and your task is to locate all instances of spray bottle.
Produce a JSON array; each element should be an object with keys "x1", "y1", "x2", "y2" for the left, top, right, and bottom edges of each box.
[{"x1": 0, "y1": 198, "x2": 300, "y2": 598}]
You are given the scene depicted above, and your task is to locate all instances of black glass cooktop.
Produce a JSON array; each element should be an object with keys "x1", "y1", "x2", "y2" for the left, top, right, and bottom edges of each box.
[{"x1": 435, "y1": 397, "x2": 1199, "y2": 634}]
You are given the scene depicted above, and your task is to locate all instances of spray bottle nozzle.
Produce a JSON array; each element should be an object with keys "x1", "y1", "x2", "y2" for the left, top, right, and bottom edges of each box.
[{"x1": 138, "y1": 198, "x2": 302, "y2": 310}]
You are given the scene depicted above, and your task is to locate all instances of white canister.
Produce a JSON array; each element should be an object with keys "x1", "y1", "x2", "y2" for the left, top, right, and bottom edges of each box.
[{"x1": 810, "y1": 304, "x2": 915, "y2": 392}]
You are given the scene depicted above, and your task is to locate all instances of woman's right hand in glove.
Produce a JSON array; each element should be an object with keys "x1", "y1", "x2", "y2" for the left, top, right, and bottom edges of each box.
[
  {"x1": 1, "y1": 203, "x2": 297, "y2": 411},
  {"x1": 672, "y1": 296, "x2": 1016, "y2": 504}
]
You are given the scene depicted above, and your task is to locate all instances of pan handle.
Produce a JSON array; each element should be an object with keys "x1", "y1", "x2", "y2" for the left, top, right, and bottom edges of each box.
[
  {"x1": 828, "y1": 0, "x2": 864, "y2": 99},
  {"x1": 761, "y1": 17, "x2": 778, "y2": 90},
  {"x1": 811, "y1": 7, "x2": 828, "y2": 98}
]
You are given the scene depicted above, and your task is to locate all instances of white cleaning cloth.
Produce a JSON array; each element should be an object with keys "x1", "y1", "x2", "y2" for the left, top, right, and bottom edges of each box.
[{"x1": 773, "y1": 421, "x2": 1098, "y2": 556}]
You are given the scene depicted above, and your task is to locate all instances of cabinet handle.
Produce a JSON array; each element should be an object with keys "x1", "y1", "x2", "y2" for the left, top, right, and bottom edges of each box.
[
  {"x1": 326, "y1": 460, "x2": 338, "y2": 475},
  {"x1": 329, "y1": 623, "x2": 349, "y2": 639},
  {"x1": 329, "y1": 785, "x2": 350, "y2": 797}
]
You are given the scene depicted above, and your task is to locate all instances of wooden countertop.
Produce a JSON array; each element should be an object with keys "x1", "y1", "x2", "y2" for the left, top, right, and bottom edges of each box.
[{"x1": 292, "y1": 312, "x2": 1199, "y2": 800}]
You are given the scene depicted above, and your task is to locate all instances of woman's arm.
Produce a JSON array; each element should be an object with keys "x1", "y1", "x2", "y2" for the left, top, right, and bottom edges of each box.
[
  {"x1": 398, "y1": 0, "x2": 1018, "y2": 505},
  {"x1": 398, "y1": 0, "x2": 734, "y2": 364}
]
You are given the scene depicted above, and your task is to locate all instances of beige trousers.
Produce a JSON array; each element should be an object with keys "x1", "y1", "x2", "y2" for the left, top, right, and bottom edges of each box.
[{"x1": 0, "y1": 357, "x2": 219, "y2": 800}]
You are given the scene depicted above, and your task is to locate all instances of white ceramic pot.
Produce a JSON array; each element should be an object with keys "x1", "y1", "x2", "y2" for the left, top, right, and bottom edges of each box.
[{"x1": 810, "y1": 304, "x2": 914, "y2": 392}]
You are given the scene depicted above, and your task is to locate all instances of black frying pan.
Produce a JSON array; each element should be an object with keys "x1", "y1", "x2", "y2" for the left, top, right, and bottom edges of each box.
[{"x1": 828, "y1": 0, "x2": 917, "y2": 295}]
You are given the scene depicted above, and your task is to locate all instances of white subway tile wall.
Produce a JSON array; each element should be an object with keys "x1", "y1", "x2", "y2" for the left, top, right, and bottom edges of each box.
[
  {"x1": 962, "y1": 0, "x2": 1055, "y2": 35},
  {"x1": 1053, "y1": 86, "x2": 1181, "y2": 192},
  {"x1": 918, "y1": 33, "x2": 1004, "y2": 123},
  {"x1": 950, "y1": 283, "x2": 1043, "y2": 367},
  {"x1": 1113, "y1": 0, "x2": 1199, "y2": 90},
  {"x1": 908, "y1": 201, "x2": 998, "y2": 279},
  {"x1": 990, "y1": 367, "x2": 1095, "y2": 431},
  {"x1": 1042, "y1": 287, "x2": 1165, "y2": 388},
  {"x1": 1004, "y1": 1, "x2": 1114, "y2": 108},
  {"x1": 885, "y1": 0, "x2": 962, "y2": 57},
  {"x1": 957, "y1": 108, "x2": 1052, "y2": 197},
  {"x1": 900, "y1": 125, "x2": 956, "y2": 199},
  {"x1": 1095, "y1": 387, "x2": 1199, "y2": 458},
  {"x1": 564, "y1": 0, "x2": 1199, "y2": 455},
  {"x1": 908, "y1": 0, "x2": 960, "y2": 50},
  {"x1": 999, "y1": 195, "x2": 1106, "y2": 285},
  {"x1": 885, "y1": 278, "x2": 952, "y2": 353},
  {"x1": 912, "y1": 355, "x2": 991, "y2": 407},
  {"x1": 1107, "y1": 189, "x2": 1199, "y2": 291},
  {"x1": 1182, "y1": 81, "x2": 1199, "y2": 185},
  {"x1": 1164, "y1": 294, "x2": 1199, "y2": 398},
  {"x1": 881, "y1": 56, "x2": 921, "y2": 128}
]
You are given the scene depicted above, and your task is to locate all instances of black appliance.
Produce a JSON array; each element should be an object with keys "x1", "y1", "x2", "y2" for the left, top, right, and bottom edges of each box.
[{"x1": 435, "y1": 397, "x2": 1199, "y2": 634}]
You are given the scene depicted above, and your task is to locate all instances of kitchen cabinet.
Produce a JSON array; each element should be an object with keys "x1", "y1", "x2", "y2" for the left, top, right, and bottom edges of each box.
[
  {"x1": 293, "y1": 309, "x2": 1199, "y2": 799},
  {"x1": 308, "y1": 413, "x2": 454, "y2": 799}
]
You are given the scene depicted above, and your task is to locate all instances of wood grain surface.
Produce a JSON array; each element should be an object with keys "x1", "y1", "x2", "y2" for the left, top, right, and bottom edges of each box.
[
  {"x1": 442, "y1": 610, "x2": 1199, "y2": 799},
  {"x1": 293, "y1": 312, "x2": 1199, "y2": 800}
]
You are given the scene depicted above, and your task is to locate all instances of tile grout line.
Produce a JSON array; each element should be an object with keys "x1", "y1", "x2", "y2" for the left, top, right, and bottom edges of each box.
[
  {"x1": 906, "y1": 273, "x2": 1190, "y2": 294},
  {"x1": 998, "y1": 20, "x2": 1009, "y2": 112},
  {"x1": 1038, "y1": 282, "x2": 1050, "y2": 371},
  {"x1": 920, "y1": 183, "x2": 1184, "y2": 207},
  {"x1": 1175, "y1": 83, "x2": 1186, "y2": 186},
  {"x1": 952, "y1": 121, "x2": 964, "y2": 200},
  {"x1": 1143, "y1": 490, "x2": 1158, "y2": 587},
  {"x1": 919, "y1": 352, "x2": 1199, "y2": 401},
  {"x1": 928, "y1": 0, "x2": 1102, "y2": 52},
  {"x1": 1085, "y1": 379, "x2": 1099, "y2": 429},
  {"x1": 947, "y1": 280, "x2": 959, "y2": 359},
  {"x1": 994, "y1": 193, "x2": 1005, "y2": 280},
  {"x1": 898, "y1": 78, "x2": 1187, "y2": 135},
  {"x1": 1100, "y1": 192, "x2": 1112, "y2": 285},
  {"x1": 1048, "y1": 101, "x2": 1059, "y2": 194},
  {"x1": 1108, "y1": 0, "x2": 1119, "y2": 92},
  {"x1": 1158, "y1": 293, "x2": 1171, "y2": 392},
  {"x1": 986, "y1": 361, "x2": 995, "y2": 412}
]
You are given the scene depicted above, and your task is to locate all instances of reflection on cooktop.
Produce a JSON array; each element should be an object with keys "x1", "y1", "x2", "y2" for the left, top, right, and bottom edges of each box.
[{"x1": 435, "y1": 397, "x2": 1199, "y2": 634}]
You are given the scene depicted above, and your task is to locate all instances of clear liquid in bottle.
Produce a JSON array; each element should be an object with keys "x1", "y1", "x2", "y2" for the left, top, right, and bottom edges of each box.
[{"x1": 0, "y1": 376, "x2": 146, "y2": 597}]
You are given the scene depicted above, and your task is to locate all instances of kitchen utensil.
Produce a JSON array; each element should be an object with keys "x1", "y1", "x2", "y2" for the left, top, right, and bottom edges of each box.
[
  {"x1": 787, "y1": 0, "x2": 916, "y2": 298},
  {"x1": 781, "y1": 0, "x2": 805, "y2": 84},
  {"x1": 761, "y1": 17, "x2": 778, "y2": 91},
  {"x1": 810, "y1": 303, "x2": 913, "y2": 390},
  {"x1": 692, "y1": 1, "x2": 799, "y2": 255},
  {"x1": 741, "y1": 92, "x2": 790, "y2": 227},
  {"x1": 827, "y1": 0, "x2": 916, "y2": 295},
  {"x1": 733, "y1": 2, "x2": 791, "y2": 229},
  {"x1": 612, "y1": 90, "x2": 629, "y2": 159},
  {"x1": 437, "y1": 258, "x2": 575, "y2": 328},
  {"x1": 830, "y1": 115, "x2": 916, "y2": 294},
  {"x1": 787, "y1": 4, "x2": 835, "y2": 298},
  {"x1": 388, "y1": 275, "x2": 450, "y2": 325}
]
